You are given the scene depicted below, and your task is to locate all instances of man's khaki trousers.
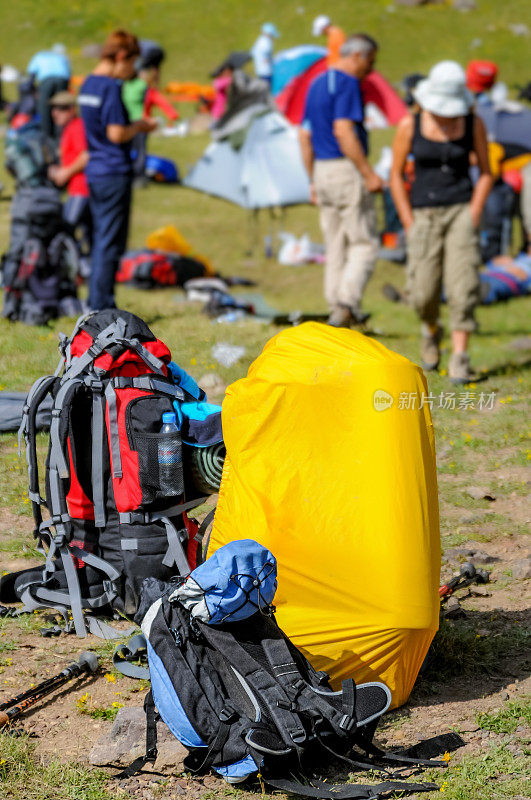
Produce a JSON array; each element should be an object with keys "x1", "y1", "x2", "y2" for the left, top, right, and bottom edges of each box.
[{"x1": 314, "y1": 158, "x2": 378, "y2": 310}]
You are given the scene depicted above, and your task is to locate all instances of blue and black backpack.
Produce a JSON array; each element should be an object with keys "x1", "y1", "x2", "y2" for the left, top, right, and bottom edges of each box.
[{"x1": 139, "y1": 540, "x2": 454, "y2": 798}]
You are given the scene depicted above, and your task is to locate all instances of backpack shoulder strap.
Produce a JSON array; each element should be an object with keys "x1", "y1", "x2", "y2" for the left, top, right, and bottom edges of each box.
[
  {"x1": 264, "y1": 777, "x2": 438, "y2": 799},
  {"x1": 18, "y1": 375, "x2": 58, "y2": 541},
  {"x1": 198, "y1": 621, "x2": 307, "y2": 750}
]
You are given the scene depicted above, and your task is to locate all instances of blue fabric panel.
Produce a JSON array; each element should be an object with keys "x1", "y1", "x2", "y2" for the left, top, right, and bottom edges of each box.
[
  {"x1": 145, "y1": 154, "x2": 179, "y2": 183},
  {"x1": 176, "y1": 402, "x2": 223, "y2": 447},
  {"x1": 189, "y1": 539, "x2": 278, "y2": 623},
  {"x1": 272, "y1": 45, "x2": 327, "y2": 95},
  {"x1": 181, "y1": 401, "x2": 221, "y2": 421},
  {"x1": 147, "y1": 640, "x2": 206, "y2": 748},
  {"x1": 167, "y1": 361, "x2": 206, "y2": 401},
  {"x1": 215, "y1": 754, "x2": 257, "y2": 779}
]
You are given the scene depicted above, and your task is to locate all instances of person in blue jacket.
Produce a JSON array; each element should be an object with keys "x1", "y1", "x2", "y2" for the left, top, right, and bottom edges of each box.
[
  {"x1": 27, "y1": 44, "x2": 71, "y2": 138},
  {"x1": 79, "y1": 30, "x2": 157, "y2": 311}
]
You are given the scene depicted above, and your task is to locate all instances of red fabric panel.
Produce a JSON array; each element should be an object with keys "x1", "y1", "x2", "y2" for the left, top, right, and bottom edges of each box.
[
  {"x1": 145, "y1": 87, "x2": 179, "y2": 121},
  {"x1": 65, "y1": 437, "x2": 95, "y2": 520},
  {"x1": 69, "y1": 330, "x2": 171, "y2": 377},
  {"x1": 183, "y1": 512, "x2": 200, "y2": 571},
  {"x1": 361, "y1": 71, "x2": 407, "y2": 126},
  {"x1": 107, "y1": 388, "x2": 144, "y2": 512},
  {"x1": 276, "y1": 62, "x2": 407, "y2": 127},
  {"x1": 276, "y1": 58, "x2": 326, "y2": 124},
  {"x1": 61, "y1": 116, "x2": 89, "y2": 197}
]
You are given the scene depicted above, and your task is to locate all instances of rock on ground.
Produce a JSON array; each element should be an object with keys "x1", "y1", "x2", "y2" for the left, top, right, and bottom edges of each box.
[{"x1": 89, "y1": 707, "x2": 187, "y2": 771}]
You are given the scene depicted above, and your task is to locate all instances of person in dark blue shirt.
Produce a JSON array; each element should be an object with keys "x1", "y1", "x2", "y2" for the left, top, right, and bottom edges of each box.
[
  {"x1": 299, "y1": 34, "x2": 382, "y2": 327},
  {"x1": 79, "y1": 30, "x2": 156, "y2": 311}
]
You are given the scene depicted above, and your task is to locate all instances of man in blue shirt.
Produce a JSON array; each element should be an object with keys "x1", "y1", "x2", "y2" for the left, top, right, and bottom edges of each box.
[
  {"x1": 27, "y1": 44, "x2": 71, "y2": 139},
  {"x1": 299, "y1": 34, "x2": 382, "y2": 327}
]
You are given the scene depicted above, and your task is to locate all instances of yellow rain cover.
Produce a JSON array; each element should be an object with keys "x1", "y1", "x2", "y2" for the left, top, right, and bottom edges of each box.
[{"x1": 210, "y1": 323, "x2": 440, "y2": 708}]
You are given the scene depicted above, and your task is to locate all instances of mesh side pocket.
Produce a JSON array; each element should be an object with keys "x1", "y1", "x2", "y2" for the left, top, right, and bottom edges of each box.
[
  {"x1": 135, "y1": 433, "x2": 161, "y2": 491},
  {"x1": 136, "y1": 432, "x2": 185, "y2": 499}
]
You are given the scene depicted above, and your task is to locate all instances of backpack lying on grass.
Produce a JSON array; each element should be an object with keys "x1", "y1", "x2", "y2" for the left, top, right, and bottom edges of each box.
[
  {"x1": 116, "y1": 249, "x2": 208, "y2": 289},
  {"x1": 0, "y1": 310, "x2": 223, "y2": 638},
  {"x1": 139, "y1": 540, "x2": 456, "y2": 798}
]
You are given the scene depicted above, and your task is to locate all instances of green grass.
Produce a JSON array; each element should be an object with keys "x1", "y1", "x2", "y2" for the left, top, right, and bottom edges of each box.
[
  {"x1": 76, "y1": 692, "x2": 124, "y2": 721},
  {"x1": 0, "y1": 732, "x2": 113, "y2": 800},
  {"x1": 420, "y1": 617, "x2": 531, "y2": 685},
  {"x1": 477, "y1": 697, "x2": 531, "y2": 734},
  {"x1": 1, "y1": 0, "x2": 530, "y2": 89},
  {"x1": 421, "y1": 744, "x2": 531, "y2": 800}
]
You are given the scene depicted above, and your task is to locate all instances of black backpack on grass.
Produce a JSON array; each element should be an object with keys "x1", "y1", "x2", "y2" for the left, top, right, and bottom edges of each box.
[
  {"x1": 0, "y1": 310, "x2": 221, "y2": 637},
  {"x1": 138, "y1": 540, "x2": 450, "y2": 799}
]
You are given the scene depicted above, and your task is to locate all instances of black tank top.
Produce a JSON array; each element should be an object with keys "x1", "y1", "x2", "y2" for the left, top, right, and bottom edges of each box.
[{"x1": 410, "y1": 113, "x2": 474, "y2": 208}]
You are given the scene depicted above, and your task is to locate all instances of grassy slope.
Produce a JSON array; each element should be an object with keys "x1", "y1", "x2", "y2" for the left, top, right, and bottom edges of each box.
[{"x1": 0, "y1": 2, "x2": 530, "y2": 798}]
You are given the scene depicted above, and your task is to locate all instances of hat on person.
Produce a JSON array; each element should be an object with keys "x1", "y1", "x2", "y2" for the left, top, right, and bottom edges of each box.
[
  {"x1": 401, "y1": 72, "x2": 426, "y2": 106},
  {"x1": 49, "y1": 90, "x2": 76, "y2": 107},
  {"x1": 261, "y1": 22, "x2": 279, "y2": 38},
  {"x1": 210, "y1": 51, "x2": 251, "y2": 78},
  {"x1": 312, "y1": 15, "x2": 331, "y2": 37},
  {"x1": 466, "y1": 60, "x2": 498, "y2": 93},
  {"x1": 413, "y1": 61, "x2": 474, "y2": 118}
]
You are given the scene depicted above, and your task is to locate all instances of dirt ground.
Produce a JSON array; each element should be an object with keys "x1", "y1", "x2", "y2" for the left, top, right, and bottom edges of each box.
[{"x1": 1, "y1": 502, "x2": 529, "y2": 800}]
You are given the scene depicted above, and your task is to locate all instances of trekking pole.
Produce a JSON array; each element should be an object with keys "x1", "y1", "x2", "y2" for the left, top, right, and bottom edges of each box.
[
  {"x1": 0, "y1": 651, "x2": 98, "y2": 728},
  {"x1": 439, "y1": 562, "x2": 489, "y2": 599}
]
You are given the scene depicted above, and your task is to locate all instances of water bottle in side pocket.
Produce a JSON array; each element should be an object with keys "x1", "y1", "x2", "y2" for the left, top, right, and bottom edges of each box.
[{"x1": 158, "y1": 412, "x2": 184, "y2": 497}]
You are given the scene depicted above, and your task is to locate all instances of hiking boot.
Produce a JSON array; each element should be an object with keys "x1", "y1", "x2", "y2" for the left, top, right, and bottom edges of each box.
[
  {"x1": 350, "y1": 306, "x2": 371, "y2": 326},
  {"x1": 421, "y1": 324, "x2": 443, "y2": 371},
  {"x1": 449, "y1": 352, "x2": 475, "y2": 385},
  {"x1": 381, "y1": 283, "x2": 405, "y2": 304},
  {"x1": 327, "y1": 305, "x2": 352, "y2": 328}
]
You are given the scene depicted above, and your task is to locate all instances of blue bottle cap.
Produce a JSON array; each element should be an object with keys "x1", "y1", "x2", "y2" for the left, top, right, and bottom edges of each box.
[{"x1": 162, "y1": 412, "x2": 177, "y2": 424}]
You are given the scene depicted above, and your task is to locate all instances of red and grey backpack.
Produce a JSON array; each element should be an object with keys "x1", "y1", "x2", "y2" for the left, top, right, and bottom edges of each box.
[
  {"x1": 116, "y1": 249, "x2": 208, "y2": 289},
  {"x1": 5, "y1": 309, "x2": 222, "y2": 638}
]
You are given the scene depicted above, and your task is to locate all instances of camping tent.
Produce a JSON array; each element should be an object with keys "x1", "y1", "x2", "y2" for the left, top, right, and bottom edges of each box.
[
  {"x1": 184, "y1": 70, "x2": 310, "y2": 208},
  {"x1": 209, "y1": 324, "x2": 440, "y2": 709},
  {"x1": 274, "y1": 50, "x2": 407, "y2": 128},
  {"x1": 272, "y1": 45, "x2": 326, "y2": 96},
  {"x1": 184, "y1": 111, "x2": 310, "y2": 208}
]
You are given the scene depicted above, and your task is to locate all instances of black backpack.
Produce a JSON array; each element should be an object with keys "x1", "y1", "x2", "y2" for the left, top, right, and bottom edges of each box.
[
  {"x1": 0, "y1": 310, "x2": 222, "y2": 638},
  {"x1": 5, "y1": 120, "x2": 56, "y2": 189},
  {"x1": 139, "y1": 541, "x2": 456, "y2": 798}
]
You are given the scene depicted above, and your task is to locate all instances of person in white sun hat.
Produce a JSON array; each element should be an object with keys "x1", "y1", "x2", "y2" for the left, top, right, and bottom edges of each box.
[
  {"x1": 312, "y1": 15, "x2": 346, "y2": 66},
  {"x1": 390, "y1": 61, "x2": 493, "y2": 384}
]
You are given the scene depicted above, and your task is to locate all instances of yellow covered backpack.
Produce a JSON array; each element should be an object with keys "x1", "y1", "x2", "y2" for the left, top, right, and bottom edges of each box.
[{"x1": 209, "y1": 323, "x2": 440, "y2": 708}]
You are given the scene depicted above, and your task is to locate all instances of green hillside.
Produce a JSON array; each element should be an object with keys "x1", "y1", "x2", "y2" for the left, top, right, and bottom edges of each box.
[{"x1": 0, "y1": 0, "x2": 529, "y2": 87}]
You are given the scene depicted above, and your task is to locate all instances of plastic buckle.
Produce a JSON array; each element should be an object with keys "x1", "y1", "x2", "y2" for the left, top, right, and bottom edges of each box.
[
  {"x1": 86, "y1": 376, "x2": 104, "y2": 392},
  {"x1": 339, "y1": 715, "x2": 356, "y2": 732},
  {"x1": 289, "y1": 728, "x2": 307, "y2": 745},
  {"x1": 102, "y1": 580, "x2": 117, "y2": 596},
  {"x1": 146, "y1": 747, "x2": 158, "y2": 762},
  {"x1": 219, "y1": 707, "x2": 237, "y2": 724},
  {"x1": 124, "y1": 511, "x2": 146, "y2": 525},
  {"x1": 277, "y1": 699, "x2": 297, "y2": 712}
]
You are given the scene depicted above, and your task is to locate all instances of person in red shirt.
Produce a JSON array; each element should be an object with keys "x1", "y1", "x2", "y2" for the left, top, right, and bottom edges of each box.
[{"x1": 47, "y1": 91, "x2": 92, "y2": 269}]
